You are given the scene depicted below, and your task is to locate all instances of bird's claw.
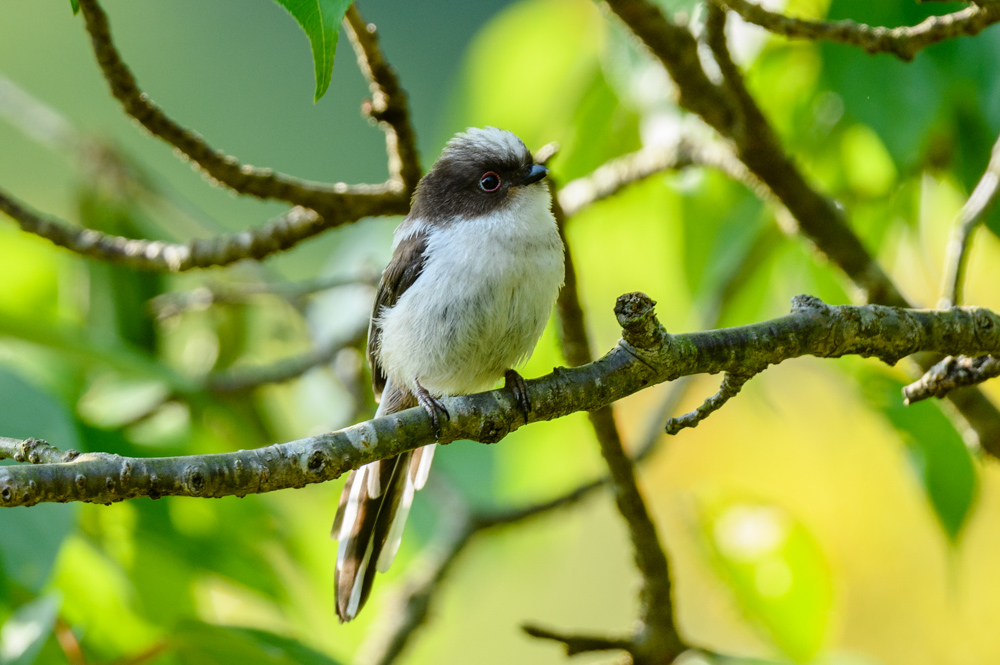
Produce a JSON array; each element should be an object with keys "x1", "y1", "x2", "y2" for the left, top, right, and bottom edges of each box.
[
  {"x1": 415, "y1": 381, "x2": 449, "y2": 439},
  {"x1": 504, "y1": 369, "x2": 531, "y2": 422}
]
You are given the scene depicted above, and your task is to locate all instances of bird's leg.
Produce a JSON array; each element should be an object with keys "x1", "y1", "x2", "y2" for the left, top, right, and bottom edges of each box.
[
  {"x1": 414, "y1": 380, "x2": 449, "y2": 438},
  {"x1": 504, "y1": 369, "x2": 531, "y2": 422}
]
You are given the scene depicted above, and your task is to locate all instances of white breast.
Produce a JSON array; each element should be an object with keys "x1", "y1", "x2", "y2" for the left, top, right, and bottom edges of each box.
[{"x1": 376, "y1": 185, "x2": 565, "y2": 396}]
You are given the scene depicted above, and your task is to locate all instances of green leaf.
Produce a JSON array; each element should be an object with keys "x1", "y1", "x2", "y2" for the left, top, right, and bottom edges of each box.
[
  {"x1": 0, "y1": 594, "x2": 61, "y2": 665},
  {"x1": 699, "y1": 499, "x2": 833, "y2": 662},
  {"x1": 856, "y1": 368, "x2": 977, "y2": 541},
  {"x1": 173, "y1": 622, "x2": 343, "y2": 665},
  {"x1": 69, "y1": 0, "x2": 79, "y2": 14},
  {"x1": 273, "y1": 0, "x2": 353, "y2": 102}
]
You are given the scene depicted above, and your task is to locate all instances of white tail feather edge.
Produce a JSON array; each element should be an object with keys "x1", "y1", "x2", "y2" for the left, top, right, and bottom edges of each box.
[
  {"x1": 413, "y1": 443, "x2": 436, "y2": 490},
  {"x1": 376, "y1": 472, "x2": 416, "y2": 572},
  {"x1": 345, "y1": 538, "x2": 374, "y2": 620},
  {"x1": 337, "y1": 466, "x2": 367, "y2": 551},
  {"x1": 367, "y1": 461, "x2": 382, "y2": 498}
]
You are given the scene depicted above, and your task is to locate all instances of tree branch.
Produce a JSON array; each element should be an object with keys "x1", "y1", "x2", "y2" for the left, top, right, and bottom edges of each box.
[
  {"x1": 940, "y1": 133, "x2": 1000, "y2": 308},
  {"x1": 521, "y1": 624, "x2": 636, "y2": 657},
  {"x1": 715, "y1": 0, "x2": 1000, "y2": 62},
  {"x1": 0, "y1": 193, "x2": 396, "y2": 271},
  {"x1": 74, "y1": 0, "x2": 408, "y2": 217},
  {"x1": 343, "y1": 4, "x2": 422, "y2": 196},
  {"x1": 205, "y1": 317, "x2": 368, "y2": 393},
  {"x1": 0, "y1": 437, "x2": 81, "y2": 465},
  {"x1": 148, "y1": 271, "x2": 378, "y2": 319},
  {"x1": 604, "y1": 0, "x2": 1000, "y2": 448},
  {"x1": 557, "y1": 136, "x2": 771, "y2": 217},
  {"x1": 1, "y1": 296, "x2": 996, "y2": 515},
  {"x1": 551, "y1": 192, "x2": 684, "y2": 661},
  {"x1": 904, "y1": 354, "x2": 1000, "y2": 405},
  {"x1": 664, "y1": 371, "x2": 753, "y2": 435}
]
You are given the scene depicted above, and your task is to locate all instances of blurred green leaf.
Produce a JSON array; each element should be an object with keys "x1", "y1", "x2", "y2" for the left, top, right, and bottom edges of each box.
[
  {"x1": 856, "y1": 368, "x2": 977, "y2": 541},
  {"x1": 173, "y1": 622, "x2": 342, "y2": 665},
  {"x1": 700, "y1": 499, "x2": 833, "y2": 662},
  {"x1": 0, "y1": 370, "x2": 79, "y2": 593},
  {"x1": 69, "y1": 0, "x2": 78, "y2": 14},
  {"x1": 552, "y1": 67, "x2": 641, "y2": 181},
  {"x1": 273, "y1": 0, "x2": 352, "y2": 102},
  {"x1": 0, "y1": 594, "x2": 61, "y2": 665},
  {"x1": 455, "y1": 0, "x2": 605, "y2": 149}
]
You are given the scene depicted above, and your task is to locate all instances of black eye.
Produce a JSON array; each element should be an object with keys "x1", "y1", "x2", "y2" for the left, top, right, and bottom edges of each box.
[{"x1": 479, "y1": 171, "x2": 501, "y2": 192}]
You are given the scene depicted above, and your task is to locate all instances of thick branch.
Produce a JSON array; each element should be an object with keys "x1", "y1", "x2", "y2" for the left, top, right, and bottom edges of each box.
[
  {"x1": 605, "y1": 0, "x2": 1000, "y2": 447},
  {"x1": 75, "y1": 0, "x2": 407, "y2": 218},
  {"x1": 940, "y1": 133, "x2": 1000, "y2": 308},
  {"x1": 716, "y1": 0, "x2": 1000, "y2": 61},
  {"x1": 3, "y1": 295, "x2": 998, "y2": 511}
]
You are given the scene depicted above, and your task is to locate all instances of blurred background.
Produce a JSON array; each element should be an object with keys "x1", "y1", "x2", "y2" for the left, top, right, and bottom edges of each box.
[{"x1": 2, "y1": 0, "x2": 1000, "y2": 663}]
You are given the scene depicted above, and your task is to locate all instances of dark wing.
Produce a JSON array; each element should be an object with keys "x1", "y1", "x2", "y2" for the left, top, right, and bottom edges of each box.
[{"x1": 367, "y1": 228, "x2": 429, "y2": 400}]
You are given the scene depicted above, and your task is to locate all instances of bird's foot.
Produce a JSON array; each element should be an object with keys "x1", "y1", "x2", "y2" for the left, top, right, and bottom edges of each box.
[
  {"x1": 504, "y1": 369, "x2": 531, "y2": 422},
  {"x1": 415, "y1": 380, "x2": 449, "y2": 438}
]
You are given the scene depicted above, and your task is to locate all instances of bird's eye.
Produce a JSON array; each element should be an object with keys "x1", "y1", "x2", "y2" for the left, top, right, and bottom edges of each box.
[{"x1": 479, "y1": 171, "x2": 501, "y2": 192}]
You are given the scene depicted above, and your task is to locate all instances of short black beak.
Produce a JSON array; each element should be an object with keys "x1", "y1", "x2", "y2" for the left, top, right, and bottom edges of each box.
[{"x1": 518, "y1": 164, "x2": 548, "y2": 186}]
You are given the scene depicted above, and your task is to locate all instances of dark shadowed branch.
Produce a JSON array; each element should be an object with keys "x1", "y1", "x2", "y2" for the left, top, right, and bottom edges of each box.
[
  {"x1": 715, "y1": 0, "x2": 1000, "y2": 61},
  {"x1": 550, "y1": 188, "x2": 684, "y2": 662},
  {"x1": 521, "y1": 624, "x2": 637, "y2": 657}
]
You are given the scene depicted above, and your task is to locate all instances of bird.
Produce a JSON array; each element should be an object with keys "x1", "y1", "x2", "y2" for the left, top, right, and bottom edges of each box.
[{"x1": 332, "y1": 127, "x2": 565, "y2": 622}]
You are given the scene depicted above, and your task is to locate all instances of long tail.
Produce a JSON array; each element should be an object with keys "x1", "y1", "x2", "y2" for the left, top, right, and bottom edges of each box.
[{"x1": 332, "y1": 381, "x2": 437, "y2": 622}]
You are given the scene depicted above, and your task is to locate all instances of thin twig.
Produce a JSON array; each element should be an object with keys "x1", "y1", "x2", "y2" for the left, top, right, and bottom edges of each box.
[
  {"x1": 665, "y1": 371, "x2": 754, "y2": 434},
  {"x1": 904, "y1": 355, "x2": 1000, "y2": 404},
  {"x1": 148, "y1": 271, "x2": 378, "y2": 320},
  {"x1": 715, "y1": 0, "x2": 1000, "y2": 62},
  {"x1": 558, "y1": 136, "x2": 771, "y2": 217},
  {"x1": 521, "y1": 624, "x2": 636, "y2": 657},
  {"x1": 343, "y1": 4, "x2": 422, "y2": 195},
  {"x1": 205, "y1": 318, "x2": 368, "y2": 393},
  {"x1": 940, "y1": 134, "x2": 1000, "y2": 307},
  {"x1": 54, "y1": 618, "x2": 88, "y2": 665}
]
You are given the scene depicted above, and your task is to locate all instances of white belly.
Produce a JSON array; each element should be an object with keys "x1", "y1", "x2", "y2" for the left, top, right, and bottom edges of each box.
[{"x1": 376, "y1": 187, "x2": 564, "y2": 396}]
